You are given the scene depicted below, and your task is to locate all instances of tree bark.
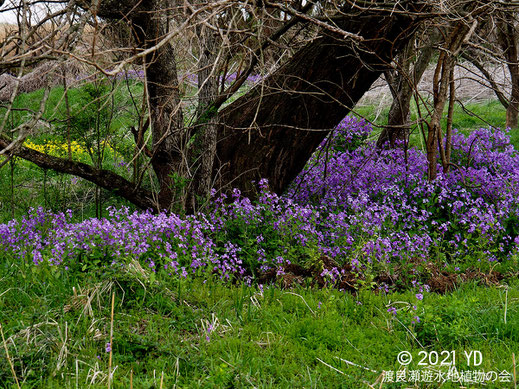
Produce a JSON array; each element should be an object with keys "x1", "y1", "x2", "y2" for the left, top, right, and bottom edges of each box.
[
  {"x1": 426, "y1": 17, "x2": 477, "y2": 180},
  {"x1": 0, "y1": 137, "x2": 156, "y2": 209},
  {"x1": 497, "y1": 12, "x2": 519, "y2": 129},
  {"x1": 377, "y1": 29, "x2": 438, "y2": 148},
  {"x1": 132, "y1": 1, "x2": 186, "y2": 211},
  {"x1": 1, "y1": 1, "x2": 426, "y2": 211},
  {"x1": 215, "y1": 6, "x2": 424, "y2": 197},
  {"x1": 187, "y1": 18, "x2": 220, "y2": 213},
  {"x1": 378, "y1": 42, "x2": 414, "y2": 148}
]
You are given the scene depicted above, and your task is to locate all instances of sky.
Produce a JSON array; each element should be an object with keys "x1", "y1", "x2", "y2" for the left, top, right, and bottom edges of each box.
[
  {"x1": 0, "y1": 1, "x2": 59, "y2": 25},
  {"x1": 0, "y1": 6, "x2": 17, "y2": 24}
]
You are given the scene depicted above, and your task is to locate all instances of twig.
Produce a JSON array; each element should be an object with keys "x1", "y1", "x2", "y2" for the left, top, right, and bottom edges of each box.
[
  {"x1": 513, "y1": 353, "x2": 517, "y2": 389},
  {"x1": 316, "y1": 357, "x2": 346, "y2": 375},
  {"x1": 335, "y1": 357, "x2": 378, "y2": 373},
  {"x1": 317, "y1": 358, "x2": 375, "y2": 388},
  {"x1": 505, "y1": 286, "x2": 509, "y2": 325},
  {"x1": 284, "y1": 292, "x2": 315, "y2": 315}
]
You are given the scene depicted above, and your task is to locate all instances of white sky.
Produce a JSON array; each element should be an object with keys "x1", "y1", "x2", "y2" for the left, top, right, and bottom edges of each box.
[
  {"x1": 0, "y1": 2, "x2": 60, "y2": 25},
  {"x1": 0, "y1": 7, "x2": 17, "y2": 24}
]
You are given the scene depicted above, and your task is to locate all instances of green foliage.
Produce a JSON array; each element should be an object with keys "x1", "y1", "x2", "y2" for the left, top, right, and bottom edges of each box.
[
  {"x1": 356, "y1": 98, "x2": 511, "y2": 149},
  {"x1": 0, "y1": 79, "x2": 145, "y2": 221},
  {"x1": 0, "y1": 79, "x2": 517, "y2": 388},
  {"x1": 0, "y1": 255, "x2": 517, "y2": 387},
  {"x1": 168, "y1": 171, "x2": 191, "y2": 215}
]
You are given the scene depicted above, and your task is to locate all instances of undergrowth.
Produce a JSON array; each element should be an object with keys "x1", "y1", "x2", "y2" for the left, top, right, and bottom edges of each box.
[{"x1": 0, "y1": 258, "x2": 517, "y2": 388}]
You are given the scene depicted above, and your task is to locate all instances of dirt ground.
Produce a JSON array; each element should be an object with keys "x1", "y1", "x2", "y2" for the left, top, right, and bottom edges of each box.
[
  {"x1": 258, "y1": 254, "x2": 507, "y2": 294},
  {"x1": 358, "y1": 62, "x2": 510, "y2": 107}
]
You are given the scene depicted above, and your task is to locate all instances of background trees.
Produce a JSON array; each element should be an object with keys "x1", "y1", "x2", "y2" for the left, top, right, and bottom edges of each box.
[{"x1": 0, "y1": 0, "x2": 517, "y2": 213}]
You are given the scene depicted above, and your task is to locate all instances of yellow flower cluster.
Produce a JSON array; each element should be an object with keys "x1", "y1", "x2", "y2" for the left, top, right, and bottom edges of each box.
[
  {"x1": 24, "y1": 140, "x2": 87, "y2": 157},
  {"x1": 24, "y1": 139, "x2": 125, "y2": 165}
]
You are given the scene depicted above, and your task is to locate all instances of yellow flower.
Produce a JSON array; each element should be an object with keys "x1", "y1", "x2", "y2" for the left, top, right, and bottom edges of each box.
[
  {"x1": 24, "y1": 140, "x2": 87, "y2": 158},
  {"x1": 24, "y1": 139, "x2": 123, "y2": 161}
]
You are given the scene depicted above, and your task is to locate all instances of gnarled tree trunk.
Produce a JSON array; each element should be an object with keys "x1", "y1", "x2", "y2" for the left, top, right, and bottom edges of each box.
[{"x1": 215, "y1": 7, "x2": 424, "y2": 197}]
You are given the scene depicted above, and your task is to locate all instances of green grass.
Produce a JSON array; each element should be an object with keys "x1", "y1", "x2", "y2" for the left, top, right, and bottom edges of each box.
[
  {"x1": 356, "y1": 98, "x2": 512, "y2": 150},
  {"x1": 0, "y1": 80, "x2": 145, "y2": 222},
  {"x1": 2, "y1": 80, "x2": 143, "y2": 132},
  {"x1": 1, "y1": 80, "x2": 514, "y2": 221},
  {"x1": 0, "y1": 256, "x2": 517, "y2": 388},
  {"x1": 0, "y1": 157, "x2": 137, "y2": 223},
  {"x1": 0, "y1": 77, "x2": 254, "y2": 222}
]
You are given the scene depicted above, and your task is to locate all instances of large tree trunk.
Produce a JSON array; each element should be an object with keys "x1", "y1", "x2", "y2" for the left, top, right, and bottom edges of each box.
[
  {"x1": 497, "y1": 12, "x2": 519, "y2": 129},
  {"x1": 2, "y1": 1, "x2": 426, "y2": 212},
  {"x1": 132, "y1": 1, "x2": 186, "y2": 211},
  {"x1": 215, "y1": 7, "x2": 424, "y2": 197}
]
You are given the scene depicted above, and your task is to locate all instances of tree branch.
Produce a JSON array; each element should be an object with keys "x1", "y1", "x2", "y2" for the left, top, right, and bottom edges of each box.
[
  {"x1": 461, "y1": 50, "x2": 510, "y2": 108},
  {"x1": 0, "y1": 138, "x2": 157, "y2": 211}
]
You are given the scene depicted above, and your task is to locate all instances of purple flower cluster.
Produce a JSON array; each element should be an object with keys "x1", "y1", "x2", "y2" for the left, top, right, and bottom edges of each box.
[
  {"x1": 0, "y1": 207, "x2": 222, "y2": 277},
  {"x1": 321, "y1": 116, "x2": 372, "y2": 152},
  {"x1": 289, "y1": 119, "x2": 519, "y2": 266},
  {"x1": 0, "y1": 117, "x2": 518, "y2": 283}
]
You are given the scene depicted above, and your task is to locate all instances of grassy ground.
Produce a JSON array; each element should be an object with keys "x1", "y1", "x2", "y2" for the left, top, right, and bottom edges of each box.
[
  {"x1": 0, "y1": 81, "x2": 514, "y2": 222},
  {"x1": 356, "y1": 99, "x2": 515, "y2": 150},
  {"x1": 0, "y1": 77, "x2": 253, "y2": 222},
  {"x1": 0, "y1": 80, "x2": 143, "y2": 222},
  {"x1": 356, "y1": 99, "x2": 507, "y2": 131},
  {"x1": 0, "y1": 255, "x2": 517, "y2": 388},
  {"x1": 2, "y1": 98, "x2": 512, "y2": 223}
]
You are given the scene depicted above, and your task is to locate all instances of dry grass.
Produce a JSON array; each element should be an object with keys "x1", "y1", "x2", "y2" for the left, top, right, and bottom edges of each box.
[
  {"x1": 0, "y1": 19, "x2": 124, "y2": 100},
  {"x1": 0, "y1": 23, "x2": 16, "y2": 41}
]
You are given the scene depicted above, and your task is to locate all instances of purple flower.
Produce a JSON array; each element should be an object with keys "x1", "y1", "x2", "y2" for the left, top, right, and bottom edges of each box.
[{"x1": 2, "y1": 118, "x2": 519, "y2": 293}]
